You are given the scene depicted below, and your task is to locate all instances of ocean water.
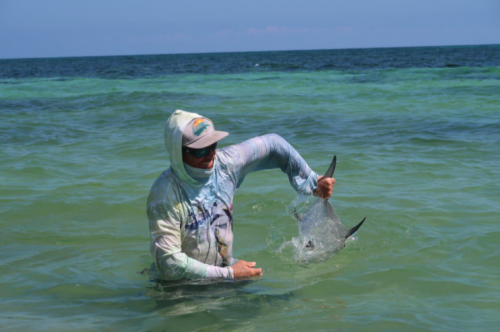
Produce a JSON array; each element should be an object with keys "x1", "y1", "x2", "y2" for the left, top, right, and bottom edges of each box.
[{"x1": 1, "y1": 45, "x2": 499, "y2": 331}]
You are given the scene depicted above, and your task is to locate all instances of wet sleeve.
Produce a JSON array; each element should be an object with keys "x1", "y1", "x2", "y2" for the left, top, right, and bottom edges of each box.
[
  {"x1": 147, "y1": 201, "x2": 233, "y2": 280},
  {"x1": 222, "y1": 134, "x2": 318, "y2": 194}
]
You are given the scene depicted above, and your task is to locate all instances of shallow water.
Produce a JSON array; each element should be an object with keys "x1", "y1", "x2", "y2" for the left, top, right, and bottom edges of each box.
[{"x1": 1, "y1": 46, "x2": 499, "y2": 331}]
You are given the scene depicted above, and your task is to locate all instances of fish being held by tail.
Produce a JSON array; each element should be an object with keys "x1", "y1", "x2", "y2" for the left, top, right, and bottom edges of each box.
[{"x1": 293, "y1": 156, "x2": 366, "y2": 263}]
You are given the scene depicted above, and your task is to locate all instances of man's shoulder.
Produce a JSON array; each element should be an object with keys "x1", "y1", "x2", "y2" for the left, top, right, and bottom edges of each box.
[
  {"x1": 151, "y1": 168, "x2": 174, "y2": 186},
  {"x1": 218, "y1": 144, "x2": 245, "y2": 163},
  {"x1": 148, "y1": 168, "x2": 180, "y2": 205}
]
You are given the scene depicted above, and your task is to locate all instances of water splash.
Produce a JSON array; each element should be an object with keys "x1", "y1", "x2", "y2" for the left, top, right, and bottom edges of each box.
[{"x1": 285, "y1": 195, "x2": 350, "y2": 264}]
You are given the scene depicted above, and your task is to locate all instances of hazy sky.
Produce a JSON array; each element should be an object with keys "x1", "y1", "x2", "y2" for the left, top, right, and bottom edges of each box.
[{"x1": 1, "y1": 0, "x2": 499, "y2": 59}]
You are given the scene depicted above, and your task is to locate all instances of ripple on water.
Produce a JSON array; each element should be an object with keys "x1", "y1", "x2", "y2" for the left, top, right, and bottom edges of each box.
[{"x1": 1, "y1": 51, "x2": 500, "y2": 331}]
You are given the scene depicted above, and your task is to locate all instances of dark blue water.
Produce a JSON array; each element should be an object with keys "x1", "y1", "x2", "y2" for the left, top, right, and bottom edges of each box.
[{"x1": 1, "y1": 44, "x2": 499, "y2": 79}]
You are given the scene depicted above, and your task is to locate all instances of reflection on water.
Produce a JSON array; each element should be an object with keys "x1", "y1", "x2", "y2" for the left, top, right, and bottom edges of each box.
[
  {"x1": 140, "y1": 267, "x2": 299, "y2": 331},
  {"x1": 139, "y1": 266, "x2": 348, "y2": 332}
]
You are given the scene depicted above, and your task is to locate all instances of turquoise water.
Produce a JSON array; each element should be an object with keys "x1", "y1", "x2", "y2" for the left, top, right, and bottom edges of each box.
[{"x1": 1, "y1": 46, "x2": 499, "y2": 331}]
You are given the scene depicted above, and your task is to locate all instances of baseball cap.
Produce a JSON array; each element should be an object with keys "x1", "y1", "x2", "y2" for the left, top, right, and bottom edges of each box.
[{"x1": 182, "y1": 117, "x2": 229, "y2": 149}]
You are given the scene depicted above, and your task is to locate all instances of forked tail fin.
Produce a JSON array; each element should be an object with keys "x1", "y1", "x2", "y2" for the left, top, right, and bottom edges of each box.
[
  {"x1": 323, "y1": 155, "x2": 367, "y2": 239},
  {"x1": 324, "y1": 155, "x2": 337, "y2": 178},
  {"x1": 344, "y1": 217, "x2": 366, "y2": 239}
]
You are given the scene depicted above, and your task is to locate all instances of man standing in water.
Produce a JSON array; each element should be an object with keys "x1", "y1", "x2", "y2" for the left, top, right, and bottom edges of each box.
[{"x1": 147, "y1": 110, "x2": 334, "y2": 280}]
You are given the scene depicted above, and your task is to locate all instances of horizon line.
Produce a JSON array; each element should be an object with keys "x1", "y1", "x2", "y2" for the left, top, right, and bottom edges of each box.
[{"x1": 1, "y1": 42, "x2": 499, "y2": 61}]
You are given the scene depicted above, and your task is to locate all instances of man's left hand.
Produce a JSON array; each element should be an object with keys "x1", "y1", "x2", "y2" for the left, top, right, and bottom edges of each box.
[{"x1": 313, "y1": 175, "x2": 335, "y2": 199}]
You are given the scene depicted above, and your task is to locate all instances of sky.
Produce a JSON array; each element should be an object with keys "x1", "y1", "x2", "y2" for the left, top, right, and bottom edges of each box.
[{"x1": 0, "y1": 0, "x2": 499, "y2": 59}]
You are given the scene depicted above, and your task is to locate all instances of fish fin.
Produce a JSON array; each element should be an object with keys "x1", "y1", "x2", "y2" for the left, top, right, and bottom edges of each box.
[
  {"x1": 305, "y1": 240, "x2": 315, "y2": 250},
  {"x1": 293, "y1": 208, "x2": 302, "y2": 223},
  {"x1": 323, "y1": 155, "x2": 337, "y2": 178},
  {"x1": 344, "y1": 217, "x2": 366, "y2": 239}
]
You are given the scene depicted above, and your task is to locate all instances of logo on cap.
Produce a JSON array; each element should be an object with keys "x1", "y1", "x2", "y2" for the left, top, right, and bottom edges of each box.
[{"x1": 193, "y1": 118, "x2": 211, "y2": 136}]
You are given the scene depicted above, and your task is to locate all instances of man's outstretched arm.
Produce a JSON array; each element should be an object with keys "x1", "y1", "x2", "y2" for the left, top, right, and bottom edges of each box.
[{"x1": 221, "y1": 133, "x2": 334, "y2": 197}]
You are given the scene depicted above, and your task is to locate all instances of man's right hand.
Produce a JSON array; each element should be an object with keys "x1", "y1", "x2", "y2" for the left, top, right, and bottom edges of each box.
[
  {"x1": 314, "y1": 175, "x2": 335, "y2": 199},
  {"x1": 231, "y1": 260, "x2": 263, "y2": 278}
]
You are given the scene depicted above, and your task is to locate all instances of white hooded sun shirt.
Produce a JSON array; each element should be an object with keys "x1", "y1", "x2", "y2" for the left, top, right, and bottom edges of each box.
[{"x1": 147, "y1": 110, "x2": 319, "y2": 280}]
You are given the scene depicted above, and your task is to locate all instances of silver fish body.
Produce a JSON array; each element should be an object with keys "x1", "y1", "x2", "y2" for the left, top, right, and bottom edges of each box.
[{"x1": 293, "y1": 156, "x2": 366, "y2": 263}]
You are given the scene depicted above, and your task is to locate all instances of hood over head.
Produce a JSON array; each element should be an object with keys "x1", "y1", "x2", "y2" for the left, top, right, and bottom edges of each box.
[{"x1": 164, "y1": 110, "x2": 227, "y2": 185}]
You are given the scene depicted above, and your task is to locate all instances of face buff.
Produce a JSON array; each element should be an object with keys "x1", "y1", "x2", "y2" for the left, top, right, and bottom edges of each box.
[{"x1": 183, "y1": 161, "x2": 215, "y2": 182}]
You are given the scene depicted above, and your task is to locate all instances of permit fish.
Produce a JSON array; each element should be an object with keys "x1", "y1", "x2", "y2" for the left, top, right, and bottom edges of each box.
[{"x1": 293, "y1": 156, "x2": 366, "y2": 263}]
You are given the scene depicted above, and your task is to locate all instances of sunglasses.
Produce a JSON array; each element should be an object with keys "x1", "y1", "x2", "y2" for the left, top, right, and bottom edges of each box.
[{"x1": 183, "y1": 142, "x2": 217, "y2": 158}]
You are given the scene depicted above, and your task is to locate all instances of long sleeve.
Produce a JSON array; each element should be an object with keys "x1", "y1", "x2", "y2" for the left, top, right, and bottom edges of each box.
[
  {"x1": 147, "y1": 200, "x2": 233, "y2": 280},
  {"x1": 220, "y1": 133, "x2": 318, "y2": 194}
]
